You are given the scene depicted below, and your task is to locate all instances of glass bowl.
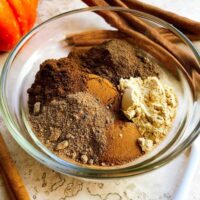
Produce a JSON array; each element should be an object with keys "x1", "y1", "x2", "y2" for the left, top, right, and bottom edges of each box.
[{"x1": 0, "y1": 7, "x2": 200, "y2": 179}]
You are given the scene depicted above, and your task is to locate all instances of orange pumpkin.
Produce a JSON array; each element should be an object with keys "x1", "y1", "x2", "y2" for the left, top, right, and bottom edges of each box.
[{"x1": 0, "y1": 0, "x2": 38, "y2": 52}]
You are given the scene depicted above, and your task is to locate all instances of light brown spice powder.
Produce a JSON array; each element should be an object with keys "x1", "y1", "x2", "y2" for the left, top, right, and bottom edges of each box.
[{"x1": 30, "y1": 92, "x2": 114, "y2": 165}]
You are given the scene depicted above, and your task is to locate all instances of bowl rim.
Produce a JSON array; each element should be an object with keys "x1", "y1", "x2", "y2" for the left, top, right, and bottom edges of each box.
[{"x1": 1, "y1": 6, "x2": 200, "y2": 179}]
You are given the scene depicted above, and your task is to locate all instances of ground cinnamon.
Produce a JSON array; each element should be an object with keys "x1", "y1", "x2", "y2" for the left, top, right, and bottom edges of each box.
[
  {"x1": 101, "y1": 121, "x2": 142, "y2": 165},
  {"x1": 86, "y1": 74, "x2": 120, "y2": 111}
]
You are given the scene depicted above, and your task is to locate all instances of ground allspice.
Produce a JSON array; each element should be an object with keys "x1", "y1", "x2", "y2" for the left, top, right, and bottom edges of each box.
[{"x1": 30, "y1": 92, "x2": 114, "y2": 165}]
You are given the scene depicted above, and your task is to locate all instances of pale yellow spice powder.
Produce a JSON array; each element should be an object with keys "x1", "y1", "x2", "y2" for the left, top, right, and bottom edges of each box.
[{"x1": 119, "y1": 76, "x2": 178, "y2": 152}]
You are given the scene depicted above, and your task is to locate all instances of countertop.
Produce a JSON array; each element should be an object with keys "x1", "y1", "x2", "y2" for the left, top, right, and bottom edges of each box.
[{"x1": 0, "y1": 0, "x2": 200, "y2": 199}]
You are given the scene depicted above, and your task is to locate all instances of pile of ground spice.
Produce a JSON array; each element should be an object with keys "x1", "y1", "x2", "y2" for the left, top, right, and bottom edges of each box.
[
  {"x1": 100, "y1": 121, "x2": 142, "y2": 165},
  {"x1": 29, "y1": 92, "x2": 114, "y2": 165},
  {"x1": 119, "y1": 76, "x2": 178, "y2": 152},
  {"x1": 69, "y1": 39, "x2": 159, "y2": 85},
  {"x1": 27, "y1": 57, "x2": 86, "y2": 113}
]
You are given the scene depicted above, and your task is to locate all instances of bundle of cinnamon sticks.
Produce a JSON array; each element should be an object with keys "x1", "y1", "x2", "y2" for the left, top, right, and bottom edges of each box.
[
  {"x1": 73, "y1": 0, "x2": 200, "y2": 44},
  {"x1": 67, "y1": 0, "x2": 200, "y2": 77}
]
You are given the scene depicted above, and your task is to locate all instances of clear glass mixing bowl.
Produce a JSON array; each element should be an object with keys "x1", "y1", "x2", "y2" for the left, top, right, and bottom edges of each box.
[{"x1": 0, "y1": 7, "x2": 200, "y2": 179}]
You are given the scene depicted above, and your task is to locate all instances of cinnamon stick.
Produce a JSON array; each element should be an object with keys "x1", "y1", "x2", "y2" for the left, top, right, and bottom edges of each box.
[
  {"x1": 157, "y1": 28, "x2": 170, "y2": 34},
  {"x1": 82, "y1": 0, "x2": 199, "y2": 75},
  {"x1": 66, "y1": 30, "x2": 199, "y2": 47},
  {"x1": 66, "y1": 30, "x2": 126, "y2": 46},
  {"x1": 158, "y1": 27, "x2": 200, "y2": 42},
  {"x1": 157, "y1": 28, "x2": 200, "y2": 42},
  {"x1": 106, "y1": 0, "x2": 173, "y2": 42},
  {"x1": 0, "y1": 134, "x2": 30, "y2": 200},
  {"x1": 69, "y1": 38, "x2": 111, "y2": 46},
  {"x1": 0, "y1": 165, "x2": 17, "y2": 200},
  {"x1": 107, "y1": 0, "x2": 200, "y2": 42},
  {"x1": 161, "y1": 32, "x2": 200, "y2": 43},
  {"x1": 70, "y1": 46, "x2": 93, "y2": 52},
  {"x1": 122, "y1": 0, "x2": 200, "y2": 36}
]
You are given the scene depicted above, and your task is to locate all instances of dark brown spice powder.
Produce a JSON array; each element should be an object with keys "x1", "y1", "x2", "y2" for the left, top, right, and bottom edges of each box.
[
  {"x1": 27, "y1": 57, "x2": 86, "y2": 113},
  {"x1": 69, "y1": 39, "x2": 160, "y2": 85}
]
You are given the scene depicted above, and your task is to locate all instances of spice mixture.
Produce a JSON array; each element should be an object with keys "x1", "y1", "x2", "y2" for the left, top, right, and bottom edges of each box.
[{"x1": 28, "y1": 39, "x2": 177, "y2": 166}]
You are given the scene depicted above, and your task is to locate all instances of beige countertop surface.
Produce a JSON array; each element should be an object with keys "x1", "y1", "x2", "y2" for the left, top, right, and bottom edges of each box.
[{"x1": 0, "y1": 0, "x2": 200, "y2": 199}]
